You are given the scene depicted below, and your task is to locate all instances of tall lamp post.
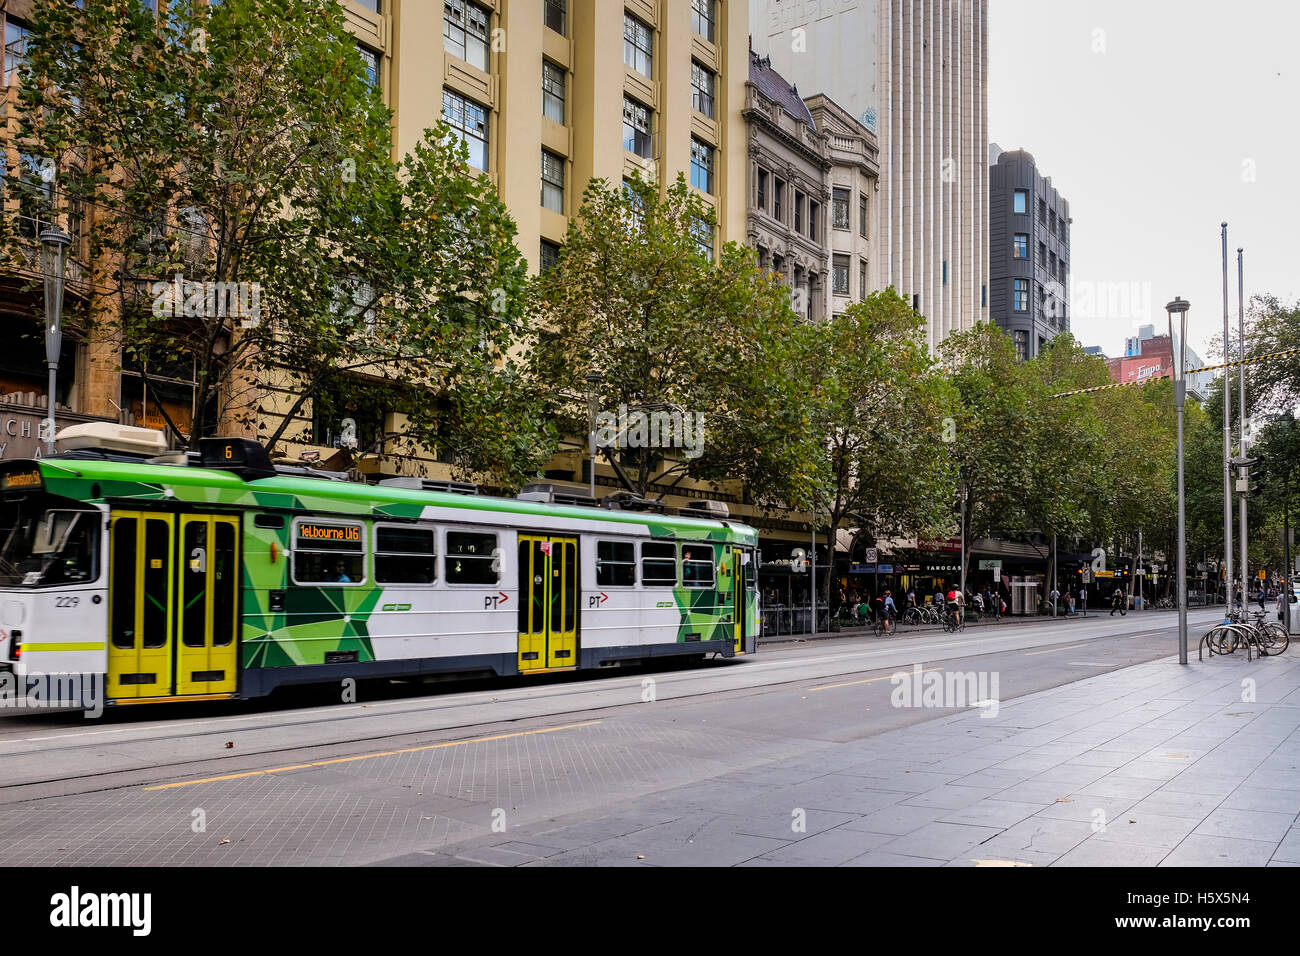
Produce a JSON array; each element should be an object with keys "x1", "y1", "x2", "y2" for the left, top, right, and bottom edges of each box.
[
  {"x1": 1167, "y1": 296, "x2": 1190, "y2": 664},
  {"x1": 585, "y1": 371, "x2": 602, "y2": 500},
  {"x1": 39, "y1": 227, "x2": 72, "y2": 455}
]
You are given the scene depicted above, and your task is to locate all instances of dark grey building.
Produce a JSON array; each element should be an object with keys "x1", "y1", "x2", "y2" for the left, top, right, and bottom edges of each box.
[{"x1": 988, "y1": 146, "x2": 1070, "y2": 360}]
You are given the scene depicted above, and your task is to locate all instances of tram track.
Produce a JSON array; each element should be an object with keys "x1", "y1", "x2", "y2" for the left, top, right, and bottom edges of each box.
[{"x1": 0, "y1": 615, "x2": 1211, "y2": 803}]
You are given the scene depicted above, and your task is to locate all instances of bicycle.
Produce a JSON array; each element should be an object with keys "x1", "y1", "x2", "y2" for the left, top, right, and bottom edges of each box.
[
  {"x1": 1201, "y1": 610, "x2": 1289, "y2": 659},
  {"x1": 872, "y1": 612, "x2": 896, "y2": 637},
  {"x1": 941, "y1": 608, "x2": 965, "y2": 633}
]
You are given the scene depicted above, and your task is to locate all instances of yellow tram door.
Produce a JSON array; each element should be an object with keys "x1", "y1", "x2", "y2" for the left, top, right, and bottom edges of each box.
[
  {"x1": 731, "y1": 547, "x2": 745, "y2": 655},
  {"x1": 107, "y1": 512, "x2": 176, "y2": 699},
  {"x1": 517, "y1": 536, "x2": 579, "y2": 671},
  {"x1": 175, "y1": 515, "x2": 240, "y2": 695}
]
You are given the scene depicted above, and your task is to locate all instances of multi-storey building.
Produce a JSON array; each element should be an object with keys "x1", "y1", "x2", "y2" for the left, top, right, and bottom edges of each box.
[
  {"x1": 743, "y1": 51, "x2": 879, "y2": 321},
  {"x1": 988, "y1": 146, "x2": 1070, "y2": 361},
  {"x1": 750, "y1": 0, "x2": 989, "y2": 350}
]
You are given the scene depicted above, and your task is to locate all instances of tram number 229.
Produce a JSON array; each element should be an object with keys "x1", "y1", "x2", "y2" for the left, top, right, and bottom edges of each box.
[{"x1": 54, "y1": 595, "x2": 80, "y2": 608}]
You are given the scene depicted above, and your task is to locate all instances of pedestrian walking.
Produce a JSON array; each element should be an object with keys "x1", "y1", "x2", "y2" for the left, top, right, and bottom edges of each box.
[
  {"x1": 1079, "y1": 585, "x2": 1088, "y2": 616},
  {"x1": 1050, "y1": 586, "x2": 1060, "y2": 616},
  {"x1": 1110, "y1": 586, "x2": 1126, "y2": 616}
]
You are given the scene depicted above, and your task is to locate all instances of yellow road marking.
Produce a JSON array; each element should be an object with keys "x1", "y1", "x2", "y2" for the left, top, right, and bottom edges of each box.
[
  {"x1": 810, "y1": 667, "x2": 943, "y2": 692},
  {"x1": 1023, "y1": 643, "x2": 1088, "y2": 656},
  {"x1": 143, "y1": 719, "x2": 603, "y2": 791}
]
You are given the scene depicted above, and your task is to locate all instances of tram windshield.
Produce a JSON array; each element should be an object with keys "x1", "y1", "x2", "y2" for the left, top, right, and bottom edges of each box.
[{"x1": 0, "y1": 497, "x2": 101, "y2": 587}]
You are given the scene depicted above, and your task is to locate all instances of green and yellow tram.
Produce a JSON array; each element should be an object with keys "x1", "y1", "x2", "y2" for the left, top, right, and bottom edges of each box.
[{"x1": 0, "y1": 427, "x2": 759, "y2": 709}]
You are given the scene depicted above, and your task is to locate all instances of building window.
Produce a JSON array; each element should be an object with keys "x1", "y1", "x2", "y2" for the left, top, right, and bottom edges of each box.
[
  {"x1": 357, "y1": 43, "x2": 380, "y2": 90},
  {"x1": 773, "y1": 178, "x2": 785, "y2": 223},
  {"x1": 544, "y1": 0, "x2": 566, "y2": 35},
  {"x1": 690, "y1": 139, "x2": 714, "y2": 194},
  {"x1": 442, "y1": 90, "x2": 489, "y2": 171},
  {"x1": 982, "y1": 284, "x2": 987, "y2": 308},
  {"x1": 443, "y1": 0, "x2": 490, "y2": 72},
  {"x1": 542, "y1": 60, "x2": 566, "y2": 124},
  {"x1": 859, "y1": 194, "x2": 868, "y2": 237},
  {"x1": 1038, "y1": 241, "x2": 1047, "y2": 266},
  {"x1": 859, "y1": 258, "x2": 868, "y2": 298},
  {"x1": 624, "y1": 14, "x2": 652, "y2": 79},
  {"x1": 1014, "y1": 330, "x2": 1029, "y2": 362},
  {"x1": 757, "y1": 168, "x2": 768, "y2": 211},
  {"x1": 4, "y1": 18, "x2": 30, "y2": 85},
  {"x1": 622, "y1": 96, "x2": 652, "y2": 158},
  {"x1": 1049, "y1": 251, "x2": 1057, "y2": 277},
  {"x1": 1013, "y1": 233, "x2": 1028, "y2": 259},
  {"x1": 541, "y1": 150, "x2": 564, "y2": 212},
  {"x1": 691, "y1": 217, "x2": 714, "y2": 261},
  {"x1": 833, "y1": 255, "x2": 850, "y2": 295},
  {"x1": 691, "y1": 61, "x2": 715, "y2": 119},
  {"x1": 1013, "y1": 278, "x2": 1028, "y2": 312},
  {"x1": 794, "y1": 191, "x2": 804, "y2": 233},
  {"x1": 832, "y1": 187, "x2": 850, "y2": 230},
  {"x1": 692, "y1": 0, "x2": 716, "y2": 43},
  {"x1": 352, "y1": 0, "x2": 380, "y2": 10},
  {"x1": 808, "y1": 200, "x2": 820, "y2": 239},
  {"x1": 1038, "y1": 198, "x2": 1046, "y2": 223},
  {"x1": 539, "y1": 239, "x2": 561, "y2": 273},
  {"x1": 1049, "y1": 208, "x2": 1057, "y2": 233},
  {"x1": 1013, "y1": 189, "x2": 1027, "y2": 215}
]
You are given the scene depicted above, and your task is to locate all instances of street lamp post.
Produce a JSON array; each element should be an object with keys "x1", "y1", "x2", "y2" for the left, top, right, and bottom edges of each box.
[
  {"x1": 1221, "y1": 225, "x2": 1234, "y2": 609},
  {"x1": 585, "y1": 372, "x2": 602, "y2": 500},
  {"x1": 39, "y1": 227, "x2": 72, "y2": 455},
  {"x1": 1167, "y1": 296, "x2": 1191, "y2": 664}
]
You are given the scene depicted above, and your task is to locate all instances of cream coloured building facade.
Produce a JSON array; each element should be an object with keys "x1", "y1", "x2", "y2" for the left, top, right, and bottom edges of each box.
[{"x1": 343, "y1": 0, "x2": 749, "y2": 275}]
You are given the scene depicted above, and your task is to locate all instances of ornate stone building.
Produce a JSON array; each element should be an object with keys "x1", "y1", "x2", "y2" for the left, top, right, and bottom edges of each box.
[{"x1": 743, "y1": 48, "x2": 879, "y2": 320}]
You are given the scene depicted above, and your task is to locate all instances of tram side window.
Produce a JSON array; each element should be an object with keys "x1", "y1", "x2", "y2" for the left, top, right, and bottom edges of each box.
[
  {"x1": 746, "y1": 549, "x2": 758, "y2": 590},
  {"x1": 446, "y1": 531, "x2": 499, "y2": 584},
  {"x1": 375, "y1": 526, "x2": 437, "y2": 584},
  {"x1": 681, "y1": 544, "x2": 715, "y2": 589},
  {"x1": 641, "y1": 541, "x2": 677, "y2": 586},
  {"x1": 596, "y1": 540, "x2": 636, "y2": 587},
  {"x1": 293, "y1": 520, "x2": 365, "y2": 584}
]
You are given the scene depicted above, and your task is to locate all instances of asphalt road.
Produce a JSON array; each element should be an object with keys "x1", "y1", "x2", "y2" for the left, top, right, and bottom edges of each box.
[{"x1": 0, "y1": 607, "x2": 1228, "y2": 865}]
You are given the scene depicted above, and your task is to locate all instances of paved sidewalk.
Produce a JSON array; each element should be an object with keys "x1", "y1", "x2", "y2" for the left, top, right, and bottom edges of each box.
[
  {"x1": 760, "y1": 607, "x2": 1182, "y2": 646},
  {"x1": 412, "y1": 648, "x2": 1300, "y2": 866}
]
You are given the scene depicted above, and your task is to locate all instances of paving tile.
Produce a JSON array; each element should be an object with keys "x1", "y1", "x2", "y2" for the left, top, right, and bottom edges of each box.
[
  {"x1": 732, "y1": 808, "x2": 857, "y2": 842},
  {"x1": 840, "y1": 850, "x2": 945, "y2": 866},
  {"x1": 939, "y1": 800, "x2": 1046, "y2": 829},
  {"x1": 980, "y1": 817, "x2": 1095, "y2": 856},
  {"x1": 1193, "y1": 808, "x2": 1296, "y2": 843},
  {"x1": 1159, "y1": 834, "x2": 1278, "y2": 867},
  {"x1": 1269, "y1": 828, "x2": 1300, "y2": 864},
  {"x1": 1053, "y1": 838, "x2": 1171, "y2": 867},
  {"x1": 752, "y1": 825, "x2": 895, "y2": 865},
  {"x1": 876, "y1": 821, "x2": 1002, "y2": 861},
  {"x1": 903, "y1": 785, "x2": 1002, "y2": 811},
  {"x1": 1092, "y1": 812, "x2": 1199, "y2": 848},
  {"x1": 1128, "y1": 789, "x2": 1224, "y2": 820},
  {"x1": 1033, "y1": 794, "x2": 1134, "y2": 824},
  {"x1": 839, "y1": 803, "x2": 949, "y2": 836}
]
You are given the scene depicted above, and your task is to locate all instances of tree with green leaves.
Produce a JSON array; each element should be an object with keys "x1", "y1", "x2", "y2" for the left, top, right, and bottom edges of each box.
[
  {"x1": 9, "y1": 0, "x2": 548, "y2": 486},
  {"x1": 802, "y1": 291, "x2": 957, "y2": 608},
  {"x1": 527, "y1": 173, "x2": 814, "y2": 502}
]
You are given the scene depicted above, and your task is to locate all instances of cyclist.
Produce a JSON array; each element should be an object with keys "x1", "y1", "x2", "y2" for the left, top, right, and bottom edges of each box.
[
  {"x1": 946, "y1": 586, "x2": 960, "y2": 628},
  {"x1": 882, "y1": 589, "x2": 897, "y2": 634}
]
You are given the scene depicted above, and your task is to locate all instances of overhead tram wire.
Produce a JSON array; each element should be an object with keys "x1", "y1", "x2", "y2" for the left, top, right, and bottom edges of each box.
[{"x1": 1049, "y1": 346, "x2": 1300, "y2": 400}]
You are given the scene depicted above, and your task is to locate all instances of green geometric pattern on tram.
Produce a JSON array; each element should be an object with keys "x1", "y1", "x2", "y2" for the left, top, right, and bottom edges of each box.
[{"x1": 673, "y1": 542, "x2": 731, "y2": 643}]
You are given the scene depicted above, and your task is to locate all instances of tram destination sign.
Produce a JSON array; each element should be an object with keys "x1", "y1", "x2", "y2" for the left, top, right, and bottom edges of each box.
[{"x1": 0, "y1": 465, "x2": 43, "y2": 492}]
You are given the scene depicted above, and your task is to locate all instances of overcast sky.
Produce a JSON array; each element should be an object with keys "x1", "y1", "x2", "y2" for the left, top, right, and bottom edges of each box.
[{"x1": 988, "y1": 0, "x2": 1300, "y2": 360}]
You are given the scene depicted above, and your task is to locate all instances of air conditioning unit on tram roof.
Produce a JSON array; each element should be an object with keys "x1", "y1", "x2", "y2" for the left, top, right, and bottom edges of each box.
[
  {"x1": 379, "y1": 476, "x2": 481, "y2": 496},
  {"x1": 55, "y1": 422, "x2": 169, "y2": 458},
  {"x1": 685, "y1": 499, "x2": 730, "y2": 519},
  {"x1": 517, "y1": 482, "x2": 598, "y2": 508}
]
